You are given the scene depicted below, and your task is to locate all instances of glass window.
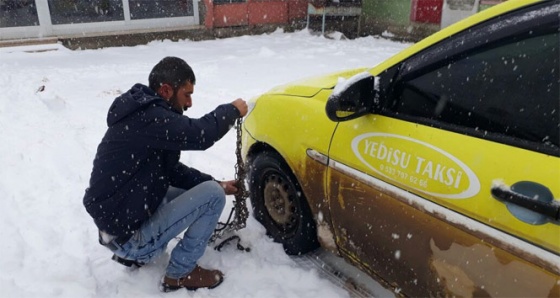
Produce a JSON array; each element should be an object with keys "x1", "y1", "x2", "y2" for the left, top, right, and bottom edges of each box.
[
  {"x1": 395, "y1": 32, "x2": 559, "y2": 150},
  {"x1": 212, "y1": 0, "x2": 245, "y2": 4},
  {"x1": 48, "y1": 0, "x2": 124, "y2": 25},
  {"x1": 128, "y1": 0, "x2": 193, "y2": 19},
  {"x1": 0, "y1": 0, "x2": 39, "y2": 28}
]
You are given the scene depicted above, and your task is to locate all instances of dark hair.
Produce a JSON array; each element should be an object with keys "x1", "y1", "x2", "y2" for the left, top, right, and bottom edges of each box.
[{"x1": 148, "y1": 56, "x2": 196, "y2": 92}]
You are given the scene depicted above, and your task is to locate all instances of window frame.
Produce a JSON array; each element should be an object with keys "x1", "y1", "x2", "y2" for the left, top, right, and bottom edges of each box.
[{"x1": 379, "y1": 1, "x2": 560, "y2": 157}]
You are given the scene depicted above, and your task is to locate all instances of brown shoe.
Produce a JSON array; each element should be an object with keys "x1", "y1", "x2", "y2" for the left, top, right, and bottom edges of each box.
[{"x1": 161, "y1": 265, "x2": 224, "y2": 292}]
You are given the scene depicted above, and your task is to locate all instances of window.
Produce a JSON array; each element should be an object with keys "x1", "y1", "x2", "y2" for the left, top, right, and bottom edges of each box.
[
  {"x1": 48, "y1": 0, "x2": 124, "y2": 24},
  {"x1": 394, "y1": 31, "x2": 559, "y2": 153},
  {"x1": 0, "y1": 0, "x2": 39, "y2": 27},
  {"x1": 128, "y1": 0, "x2": 193, "y2": 19}
]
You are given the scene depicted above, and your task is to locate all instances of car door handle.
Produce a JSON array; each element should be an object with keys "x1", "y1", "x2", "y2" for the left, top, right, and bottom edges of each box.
[
  {"x1": 491, "y1": 187, "x2": 560, "y2": 220},
  {"x1": 491, "y1": 181, "x2": 560, "y2": 222}
]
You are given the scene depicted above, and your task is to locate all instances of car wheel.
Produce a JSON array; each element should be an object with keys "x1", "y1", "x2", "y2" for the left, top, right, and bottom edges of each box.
[{"x1": 249, "y1": 151, "x2": 319, "y2": 255}]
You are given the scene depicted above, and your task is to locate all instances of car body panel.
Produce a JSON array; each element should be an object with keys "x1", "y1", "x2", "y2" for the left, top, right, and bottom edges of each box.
[
  {"x1": 243, "y1": 90, "x2": 341, "y2": 251},
  {"x1": 329, "y1": 115, "x2": 560, "y2": 254},
  {"x1": 243, "y1": 91, "x2": 335, "y2": 165},
  {"x1": 327, "y1": 162, "x2": 559, "y2": 297},
  {"x1": 266, "y1": 68, "x2": 369, "y2": 97},
  {"x1": 327, "y1": 114, "x2": 560, "y2": 296}
]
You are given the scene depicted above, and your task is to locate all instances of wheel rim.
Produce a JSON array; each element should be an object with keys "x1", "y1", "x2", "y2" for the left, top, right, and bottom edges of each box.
[{"x1": 262, "y1": 172, "x2": 298, "y2": 232}]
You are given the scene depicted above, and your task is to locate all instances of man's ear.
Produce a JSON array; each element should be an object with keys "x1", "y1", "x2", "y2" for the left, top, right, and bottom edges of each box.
[{"x1": 157, "y1": 83, "x2": 174, "y2": 100}]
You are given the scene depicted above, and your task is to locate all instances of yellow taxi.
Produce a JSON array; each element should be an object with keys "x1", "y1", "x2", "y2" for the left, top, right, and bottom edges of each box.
[{"x1": 242, "y1": 0, "x2": 559, "y2": 296}]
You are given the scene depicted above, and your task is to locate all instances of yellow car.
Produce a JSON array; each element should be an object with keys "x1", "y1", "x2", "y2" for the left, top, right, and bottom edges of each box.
[{"x1": 242, "y1": 0, "x2": 559, "y2": 296}]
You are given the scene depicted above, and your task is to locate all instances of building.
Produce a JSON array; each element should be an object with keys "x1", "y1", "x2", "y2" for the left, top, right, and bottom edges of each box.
[{"x1": 0, "y1": 0, "x2": 507, "y2": 47}]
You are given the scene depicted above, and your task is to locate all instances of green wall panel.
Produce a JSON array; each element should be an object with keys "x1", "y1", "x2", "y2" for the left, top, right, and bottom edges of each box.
[{"x1": 363, "y1": 0, "x2": 411, "y2": 26}]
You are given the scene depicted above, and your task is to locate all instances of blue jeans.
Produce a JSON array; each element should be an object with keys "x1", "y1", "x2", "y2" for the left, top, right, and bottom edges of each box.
[{"x1": 111, "y1": 181, "x2": 226, "y2": 279}]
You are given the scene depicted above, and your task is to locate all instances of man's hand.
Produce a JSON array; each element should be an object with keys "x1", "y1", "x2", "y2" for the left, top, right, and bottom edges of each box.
[
  {"x1": 219, "y1": 180, "x2": 239, "y2": 195},
  {"x1": 231, "y1": 98, "x2": 248, "y2": 117}
]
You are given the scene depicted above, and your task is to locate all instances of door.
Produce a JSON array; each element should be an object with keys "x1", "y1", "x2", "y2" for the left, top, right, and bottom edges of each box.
[{"x1": 327, "y1": 1, "x2": 560, "y2": 296}]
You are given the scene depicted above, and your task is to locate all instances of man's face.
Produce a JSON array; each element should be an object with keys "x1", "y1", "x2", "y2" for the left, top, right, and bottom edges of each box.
[{"x1": 167, "y1": 81, "x2": 194, "y2": 114}]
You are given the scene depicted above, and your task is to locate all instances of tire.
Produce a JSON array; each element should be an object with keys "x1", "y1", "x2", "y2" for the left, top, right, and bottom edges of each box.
[{"x1": 248, "y1": 151, "x2": 319, "y2": 255}]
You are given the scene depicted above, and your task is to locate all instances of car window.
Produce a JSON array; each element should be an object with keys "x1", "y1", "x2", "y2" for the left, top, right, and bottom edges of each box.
[
  {"x1": 395, "y1": 31, "x2": 558, "y2": 151},
  {"x1": 386, "y1": 1, "x2": 560, "y2": 156}
]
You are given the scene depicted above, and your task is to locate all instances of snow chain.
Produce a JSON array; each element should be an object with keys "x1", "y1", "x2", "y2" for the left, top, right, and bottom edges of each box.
[{"x1": 210, "y1": 118, "x2": 250, "y2": 252}]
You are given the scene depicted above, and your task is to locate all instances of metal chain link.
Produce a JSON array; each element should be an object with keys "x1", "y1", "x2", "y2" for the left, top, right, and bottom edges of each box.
[
  {"x1": 209, "y1": 118, "x2": 249, "y2": 246},
  {"x1": 232, "y1": 117, "x2": 250, "y2": 229}
]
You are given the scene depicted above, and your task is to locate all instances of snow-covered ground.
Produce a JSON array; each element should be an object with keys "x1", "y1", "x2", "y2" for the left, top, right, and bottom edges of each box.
[{"x1": 0, "y1": 29, "x2": 410, "y2": 298}]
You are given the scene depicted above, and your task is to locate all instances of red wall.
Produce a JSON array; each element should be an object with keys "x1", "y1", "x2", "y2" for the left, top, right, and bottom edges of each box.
[
  {"x1": 205, "y1": 0, "x2": 307, "y2": 29},
  {"x1": 213, "y1": 3, "x2": 249, "y2": 27},
  {"x1": 410, "y1": 0, "x2": 443, "y2": 24},
  {"x1": 288, "y1": 0, "x2": 307, "y2": 20},
  {"x1": 248, "y1": 1, "x2": 288, "y2": 25}
]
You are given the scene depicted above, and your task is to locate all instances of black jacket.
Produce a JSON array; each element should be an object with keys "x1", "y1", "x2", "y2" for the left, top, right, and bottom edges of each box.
[{"x1": 83, "y1": 83, "x2": 240, "y2": 237}]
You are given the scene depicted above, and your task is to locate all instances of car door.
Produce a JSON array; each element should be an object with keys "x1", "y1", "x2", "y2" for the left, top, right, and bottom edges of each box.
[{"x1": 326, "y1": 1, "x2": 559, "y2": 297}]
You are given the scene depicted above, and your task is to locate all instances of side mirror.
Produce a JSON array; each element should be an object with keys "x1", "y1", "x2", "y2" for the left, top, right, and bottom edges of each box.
[{"x1": 325, "y1": 72, "x2": 377, "y2": 122}]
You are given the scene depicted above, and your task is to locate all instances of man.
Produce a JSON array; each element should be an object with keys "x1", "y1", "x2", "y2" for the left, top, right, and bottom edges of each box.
[{"x1": 83, "y1": 56, "x2": 248, "y2": 291}]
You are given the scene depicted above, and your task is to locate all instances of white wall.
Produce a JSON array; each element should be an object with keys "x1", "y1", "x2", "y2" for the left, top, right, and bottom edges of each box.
[{"x1": 440, "y1": 0, "x2": 480, "y2": 29}]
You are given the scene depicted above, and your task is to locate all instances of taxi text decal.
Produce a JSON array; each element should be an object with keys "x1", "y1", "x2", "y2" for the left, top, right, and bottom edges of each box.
[{"x1": 352, "y1": 133, "x2": 480, "y2": 199}]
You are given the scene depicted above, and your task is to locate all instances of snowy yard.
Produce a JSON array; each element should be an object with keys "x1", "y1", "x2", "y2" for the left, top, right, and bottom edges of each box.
[{"x1": 0, "y1": 29, "x2": 410, "y2": 297}]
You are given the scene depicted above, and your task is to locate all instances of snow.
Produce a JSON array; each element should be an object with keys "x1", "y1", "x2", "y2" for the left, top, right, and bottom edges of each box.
[
  {"x1": 332, "y1": 71, "x2": 376, "y2": 96},
  {"x1": 0, "y1": 28, "x2": 410, "y2": 297}
]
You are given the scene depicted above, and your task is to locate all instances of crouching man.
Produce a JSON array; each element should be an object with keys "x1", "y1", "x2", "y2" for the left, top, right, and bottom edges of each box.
[{"x1": 83, "y1": 56, "x2": 247, "y2": 291}]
